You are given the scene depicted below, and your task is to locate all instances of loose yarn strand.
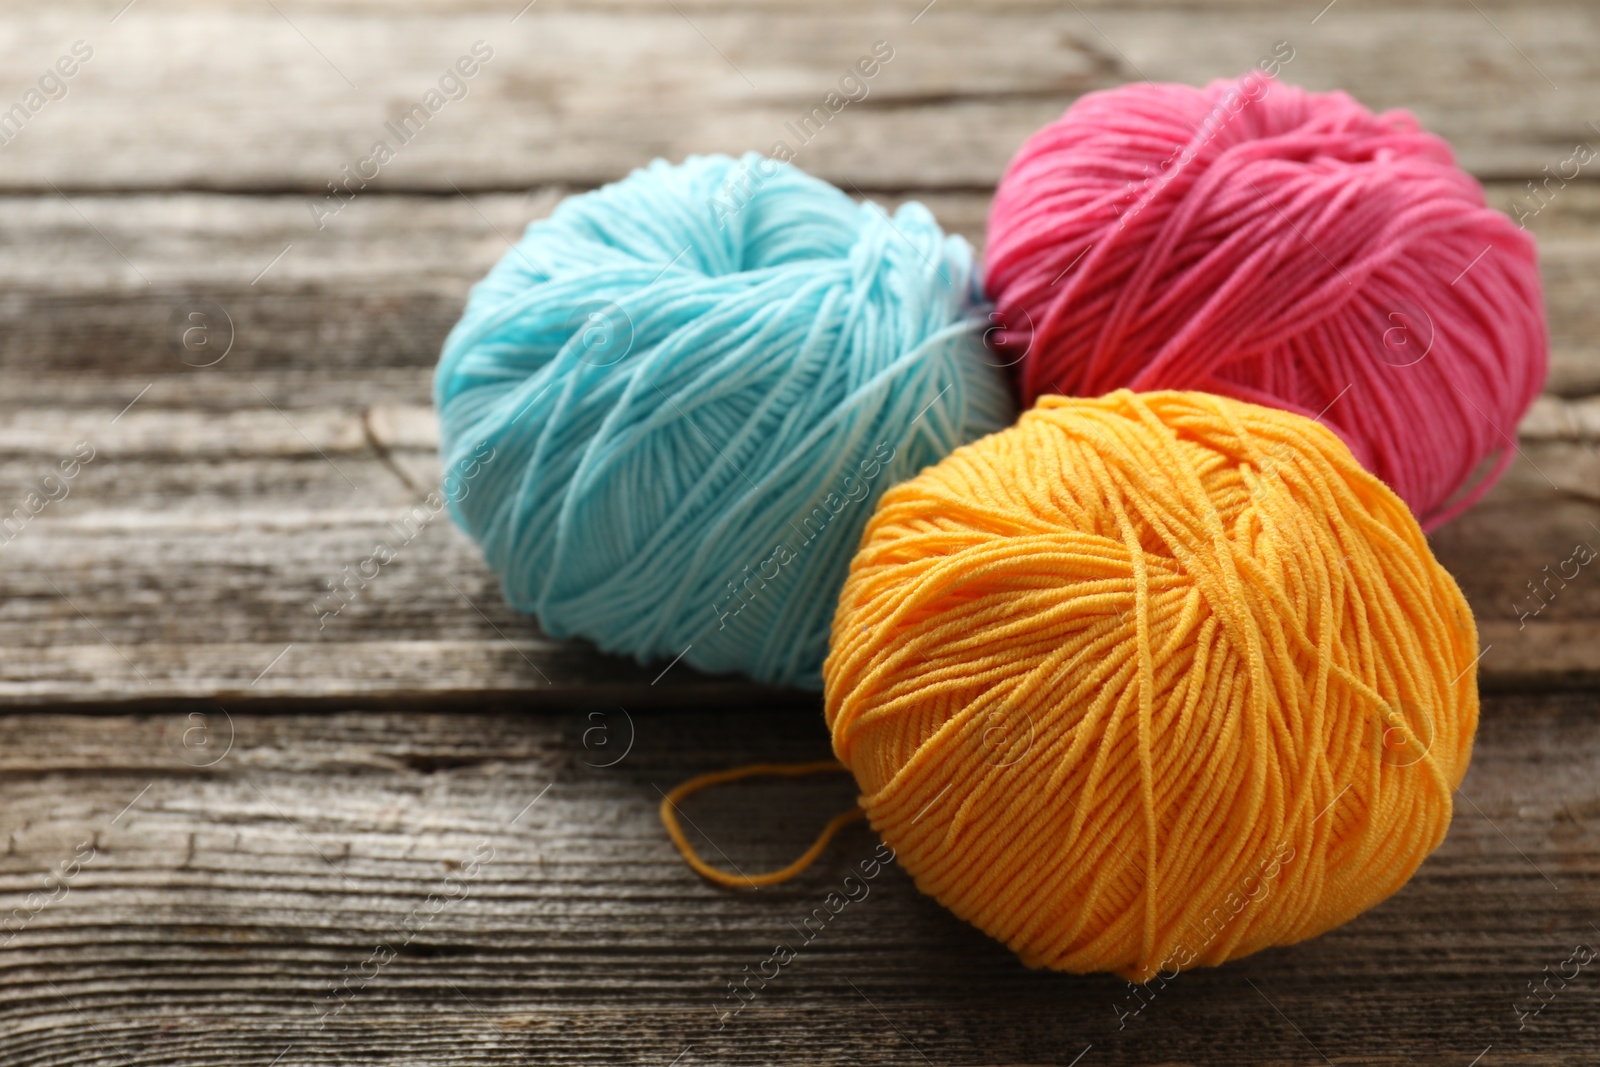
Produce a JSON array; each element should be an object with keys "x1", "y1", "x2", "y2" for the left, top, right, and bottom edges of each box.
[{"x1": 659, "y1": 761, "x2": 865, "y2": 889}]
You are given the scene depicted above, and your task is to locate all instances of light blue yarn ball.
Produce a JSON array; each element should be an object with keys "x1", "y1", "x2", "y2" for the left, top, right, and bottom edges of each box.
[{"x1": 434, "y1": 153, "x2": 1015, "y2": 689}]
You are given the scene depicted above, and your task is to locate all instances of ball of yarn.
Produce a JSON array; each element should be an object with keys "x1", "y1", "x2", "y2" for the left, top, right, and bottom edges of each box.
[
  {"x1": 434, "y1": 153, "x2": 1015, "y2": 688},
  {"x1": 984, "y1": 73, "x2": 1547, "y2": 530},
  {"x1": 824, "y1": 390, "x2": 1478, "y2": 979}
]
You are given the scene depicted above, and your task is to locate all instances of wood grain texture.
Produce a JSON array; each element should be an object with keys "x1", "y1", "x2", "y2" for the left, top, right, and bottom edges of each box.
[
  {"x1": 0, "y1": 393, "x2": 1589, "y2": 704},
  {"x1": 4, "y1": 183, "x2": 1598, "y2": 389},
  {"x1": 1, "y1": 188, "x2": 1597, "y2": 705},
  {"x1": 3, "y1": 0, "x2": 1597, "y2": 1062},
  {"x1": 2, "y1": 2, "x2": 1596, "y2": 193},
  {"x1": 0, "y1": 696, "x2": 1595, "y2": 1066}
]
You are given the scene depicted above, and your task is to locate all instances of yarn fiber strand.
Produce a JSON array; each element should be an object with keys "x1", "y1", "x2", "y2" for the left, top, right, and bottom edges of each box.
[
  {"x1": 435, "y1": 153, "x2": 1014, "y2": 688},
  {"x1": 985, "y1": 74, "x2": 1547, "y2": 529},
  {"x1": 659, "y1": 761, "x2": 864, "y2": 888},
  {"x1": 825, "y1": 390, "x2": 1479, "y2": 980}
]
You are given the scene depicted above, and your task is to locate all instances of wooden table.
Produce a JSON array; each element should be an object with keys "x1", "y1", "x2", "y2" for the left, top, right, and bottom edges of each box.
[{"x1": 3, "y1": 1, "x2": 1598, "y2": 1063}]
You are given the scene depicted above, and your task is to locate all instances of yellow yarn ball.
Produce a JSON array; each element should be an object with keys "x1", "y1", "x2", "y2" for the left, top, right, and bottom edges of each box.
[{"x1": 824, "y1": 390, "x2": 1479, "y2": 980}]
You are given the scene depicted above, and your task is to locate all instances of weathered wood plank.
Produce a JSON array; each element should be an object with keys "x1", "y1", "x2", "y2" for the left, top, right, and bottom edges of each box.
[
  {"x1": 1, "y1": 183, "x2": 1597, "y2": 704},
  {"x1": 0, "y1": 386, "x2": 1594, "y2": 703},
  {"x1": 0, "y1": 695, "x2": 1593, "y2": 1065},
  {"x1": 0, "y1": 18, "x2": 1587, "y2": 700},
  {"x1": 3, "y1": 181, "x2": 1597, "y2": 392},
  {"x1": 2, "y1": 2, "x2": 1595, "y2": 195}
]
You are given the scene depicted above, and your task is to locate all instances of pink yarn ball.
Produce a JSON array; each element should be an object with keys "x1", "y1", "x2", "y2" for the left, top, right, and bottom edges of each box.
[{"x1": 984, "y1": 73, "x2": 1547, "y2": 529}]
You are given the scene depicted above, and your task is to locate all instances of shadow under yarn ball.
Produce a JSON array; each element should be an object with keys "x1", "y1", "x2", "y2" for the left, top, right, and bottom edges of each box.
[
  {"x1": 434, "y1": 153, "x2": 1015, "y2": 688},
  {"x1": 985, "y1": 73, "x2": 1548, "y2": 531}
]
